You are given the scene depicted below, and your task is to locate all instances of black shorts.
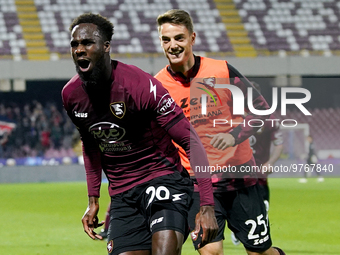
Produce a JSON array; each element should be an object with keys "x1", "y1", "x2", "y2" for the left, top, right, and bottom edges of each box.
[
  {"x1": 258, "y1": 183, "x2": 270, "y2": 211},
  {"x1": 188, "y1": 183, "x2": 272, "y2": 252},
  {"x1": 107, "y1": 171, "x2": 193, "y2": 255}
]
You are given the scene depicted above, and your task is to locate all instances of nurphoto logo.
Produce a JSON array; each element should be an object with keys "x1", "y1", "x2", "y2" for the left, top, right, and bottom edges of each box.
[{"x1": 198, "y1": 84, "x2": 311, "y2": 128}]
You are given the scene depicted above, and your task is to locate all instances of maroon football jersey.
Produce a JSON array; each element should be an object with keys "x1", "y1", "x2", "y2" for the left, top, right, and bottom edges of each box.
[{"x1": 62, "y1": 60, "x2": 213, "y2": 205}]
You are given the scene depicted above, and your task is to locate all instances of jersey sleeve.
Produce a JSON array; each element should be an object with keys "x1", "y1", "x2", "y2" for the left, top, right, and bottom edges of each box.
[
  {"x1": 167, "y1": 117, "x2": 215, "y2": 206},
  {"x1": 79, "y1": 129, "x2": 103, "y2": 198},
  {"x1": 138, "y1": 75, "x2": 214, "y2": 206},
  {"x1": 138, "y1": 76, "x2": 186, "y2": 130},
  {"x1": 227, "y1": 63, "x2": 271, "y2": 145},
  {"x1": 62, "y1": 85, "x2": 102, "y2": 198}
]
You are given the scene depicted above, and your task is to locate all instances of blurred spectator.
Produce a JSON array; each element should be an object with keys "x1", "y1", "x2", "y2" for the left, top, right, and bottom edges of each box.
[
  {"x1": 0, "y1": 131, "x2": 10, "y2": 158},
  {"x1": 0, "y1": 100, "x2": 78, "y2": 159},
  {"x1": 299, "y1": 135, "x2": 324, "y2": 183}
]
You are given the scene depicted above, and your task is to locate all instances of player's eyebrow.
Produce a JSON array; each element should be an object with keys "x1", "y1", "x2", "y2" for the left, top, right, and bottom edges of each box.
[
  {"x1": 70, "y1": 38, "x2": 94, "y2": 47},
  {"x1": 161, "y1": 33, "x2": 185, "y2": 40}
]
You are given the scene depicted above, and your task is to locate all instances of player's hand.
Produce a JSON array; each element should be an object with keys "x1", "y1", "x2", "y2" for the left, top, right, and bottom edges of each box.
[
  {"x1": 262, "y1": 162, "x2": 273, "y2": 174},
  {"x1": 206, "y1": 133, "x2": 235, "y2": 150},
  {"x1": 194, "y1": 206, "x2": 218, "y2": 248},
  {"x1": 82, "y1": 197, "x2": 104, "y2": 240}
]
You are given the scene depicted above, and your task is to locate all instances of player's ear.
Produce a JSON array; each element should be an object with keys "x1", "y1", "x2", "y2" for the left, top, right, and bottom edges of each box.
[
  {"x1": 191, "y1": 32, "x2": 196, "y2": 46},
  {"x1": 104, "y1": 41, "x2": 110, "y2": 52}
]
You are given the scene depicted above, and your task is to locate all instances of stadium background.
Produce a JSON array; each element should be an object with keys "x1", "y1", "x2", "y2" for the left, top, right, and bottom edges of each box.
[
  {"x1": 0, "y1": 0, "x2": 339, "y2": 177},
  {"x1": 0, "y1": 0, "x2": 339, "y2": 254}
]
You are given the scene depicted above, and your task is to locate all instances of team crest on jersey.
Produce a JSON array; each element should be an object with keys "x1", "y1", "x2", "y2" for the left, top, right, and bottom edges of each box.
[
  {"x1": 110, "y1": 102, "x2": 126, "y2": 119},
  {"x1": 197, "y1": 77, "x2": 222, "y2": 107},
  {"x1": 202, "y1": 77, "x2": 216, "y2": 88},
  {"x1": 107, "y1": 240, "x2": 114, "y2": 253}
]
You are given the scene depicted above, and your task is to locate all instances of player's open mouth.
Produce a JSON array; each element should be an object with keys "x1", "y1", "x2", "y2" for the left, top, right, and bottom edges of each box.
[
  {"x1": 77, "y1": 59, "x2": 91, "y2": 72},
  {"x1": 169, "y1": 49, "x2": 183, "y2": 56}
]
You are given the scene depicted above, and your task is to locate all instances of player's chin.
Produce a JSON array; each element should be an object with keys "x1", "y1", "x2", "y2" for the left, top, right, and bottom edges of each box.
[{"x1": 167, "y1": 55, "x2": 184, "y2": 65}]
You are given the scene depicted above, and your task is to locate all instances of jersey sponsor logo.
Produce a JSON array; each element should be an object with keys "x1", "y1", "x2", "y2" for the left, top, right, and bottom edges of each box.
[
  {"x1": 74, "y1": 111, "x2": 88, "y2": 118},
  {"x1": 172, "y1": 193, "x2": 185, "y2": 201},
  {"x1": 150, "y1": 79, "x2": 157, "y2": 101},
  {"x1": 179, "y1": 95, "x2": 219, "y2": 109},
  {"x1": 107, "y1": 240, "x2": 114, "y2": 253},
  {"x1": 157, "y1": 93, "x2": 176, "y2": 115},
  {"x1": 150, "y1": 217, "x2": 164, "y2": 230},
  {"x1": 253, "y1": 235, "x2": 269, "y2": 245},
  {"x1": 110, "y1": 102, "x2": 126, "y2": 119},
  {"x1": 89, "y1": 122, "x2": 126, "y2": 144}
]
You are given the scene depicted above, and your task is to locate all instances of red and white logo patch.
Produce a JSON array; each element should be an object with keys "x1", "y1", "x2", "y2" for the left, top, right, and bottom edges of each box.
[{"x1": 107, "y1": 240, "x2": 114, "y2": 253}]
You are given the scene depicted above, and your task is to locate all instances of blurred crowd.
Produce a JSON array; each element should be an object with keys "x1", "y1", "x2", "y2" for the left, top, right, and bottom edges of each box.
[{"x1": 0, "y1": 100, "x2": 79, "y2": 159}]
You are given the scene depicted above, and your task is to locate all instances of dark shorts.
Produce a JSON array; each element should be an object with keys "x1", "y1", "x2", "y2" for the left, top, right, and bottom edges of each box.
[
  {"x1": 258, "y1": 182, "x2": 270, "y2": 211},
  {"x1": 188, "y1": 183, "x2": 272, "y2": 252},
  {"x1": 107, "y1": 171, "x2": 193, "y2": 255}
]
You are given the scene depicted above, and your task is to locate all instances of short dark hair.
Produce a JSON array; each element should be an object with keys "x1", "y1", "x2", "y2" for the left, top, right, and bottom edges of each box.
[
  {"x1": 157, "y1": 9, "x2": 194, "y2": 34},
  {"x1": 69, "y1": 13, "x2": 114, "y2": 42}
]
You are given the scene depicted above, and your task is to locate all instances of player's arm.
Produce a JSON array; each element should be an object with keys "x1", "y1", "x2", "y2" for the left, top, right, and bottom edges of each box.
[
  {"x1": 146, "y1": 76, "x2": 214, "y2": 206},
  {"x1": 146, "y1": 76, "x2": 218, "y2": 245},
  {"x1": 264, "y1": 123, "x2": 284, "y2": 172},
  {"x1": 263, "y1": 144, "x2": 283, "y2": 173},
  {"x1": 167, "y1": 116, "x2": 218, "y2": 247},
  {"x1": 81, "y1": 135, "x2": 104, "y2": 240},
  {"x1": 207, "y1": 63, "x2": 270, "y2": 150},
  {"x1": 82, "y1": 196, "x2": 104, "y2": 240},
  {"x1": 227, "y1": 63, "x2": 271, "y2": 145},
  {"x1": 62, "y1": 94, "x2": 103, "y2": 240}
]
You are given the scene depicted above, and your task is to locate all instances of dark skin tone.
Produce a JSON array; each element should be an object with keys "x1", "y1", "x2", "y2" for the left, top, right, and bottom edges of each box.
[{"x1": 70, "y1": 22, "x2": 218, "y2": 255}]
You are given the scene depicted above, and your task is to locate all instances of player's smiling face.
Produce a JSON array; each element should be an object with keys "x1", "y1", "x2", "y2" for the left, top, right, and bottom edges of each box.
[
  {"x1": 70, "y1": 23, "x2": 107, "y2": 76},
  {"x1": 159, "y1": 23, "x2": 195, "y2": 67}
]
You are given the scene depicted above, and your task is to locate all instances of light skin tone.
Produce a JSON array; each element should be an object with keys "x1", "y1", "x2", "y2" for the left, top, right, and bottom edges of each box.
[
  {"x1": 262, "y1": 144, "x2": 284, "y2": 174},
  {"x1": 159, "y1": 23, "x2": 235, "y2": 150},
  {"x1": 71, "y1": 22, "x2": 217, "y2": 255},
  {"x1": 159, "y1": 22, "x2": 280, "y2": 255}
]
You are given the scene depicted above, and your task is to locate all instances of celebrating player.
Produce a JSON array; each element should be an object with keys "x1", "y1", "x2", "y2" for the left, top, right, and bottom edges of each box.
[
  {"x1": 62, "y1": 13, "x2": 217, "y2": 255},
  {"x1": 155, "y1": 9, "x2": 286, "y2": 255}
]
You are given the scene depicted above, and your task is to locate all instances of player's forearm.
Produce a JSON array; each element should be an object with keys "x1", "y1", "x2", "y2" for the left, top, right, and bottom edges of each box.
[
  {"x1": 267, "y1": 144, "x2": 283, "y2": 165},
  {"x1": 88, "y1": 196, "x2": 99, "y2": 206},
  {"x1": 82, "y1": 142, "x2": 103, "y2": 197},
  {"x1": 228, "y1": 64, "x2": 270, "y2": 145},
  {"x1": 85, "y1": 170, "x2": 102, "y2": 197},
  {"x1": 167, "y1": 118, "x2": 214, "y2": 206},
  {"x1": 229, "y1": 107, "x2": 270, "y2": 145}
]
